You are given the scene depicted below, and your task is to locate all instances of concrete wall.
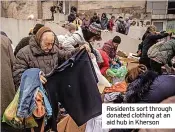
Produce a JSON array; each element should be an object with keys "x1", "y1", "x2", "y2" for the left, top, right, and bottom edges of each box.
[
  {"x1": 1, "y1": 17, "x2": 140, "y2": 54},
  {"x1": 1, "y1": 17, "x2": 67, "y2": 47},
  {"x1": 42, "y1": 2, "x2": 53, "y2": 19},
  {"x1": 78, "y1": 1, "x2": 146, "y2": 10},
  {"x1": 94, "y1": 31, "x2": 141, "y2": 54},
  {"x1": 147, "y1": 1, "x2": 167, "y2": 15},
  {"x1": 1, "y1": 1, "x2": 38, "y2": 19}
]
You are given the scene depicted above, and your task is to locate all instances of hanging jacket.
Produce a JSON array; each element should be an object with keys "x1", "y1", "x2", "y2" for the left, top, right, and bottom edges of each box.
[
  {"x1": 45, "y1": 49, "x2": 102, "y2": 131},
  {"x1": 148, "y1": 39, "x2": 175, "y2": 65},
  {"x1": 17, "y1": 68, "x2": 52, "y2": 118}
]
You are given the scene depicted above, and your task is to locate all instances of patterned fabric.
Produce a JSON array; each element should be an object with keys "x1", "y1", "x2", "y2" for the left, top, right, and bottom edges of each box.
[
  {"x1": 148, "y1": 39, "x2": 175, "y2": 65},
  {"x1": 89, "y1": 22, "x2": 102, "y2": 35},
  {"x1": 102, "y1": 40, "x2": 116, "y2": 60}
]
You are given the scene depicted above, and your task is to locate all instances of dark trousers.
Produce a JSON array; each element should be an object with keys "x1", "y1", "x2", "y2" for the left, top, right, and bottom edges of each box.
[{"x1": 150, "y1": 59, "x2": 163, "y2": 74}]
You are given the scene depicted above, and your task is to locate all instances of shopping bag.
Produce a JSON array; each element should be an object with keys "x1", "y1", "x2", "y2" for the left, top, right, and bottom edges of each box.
[{"x1": 2, "y1": 89, "x2": 38, "y2": 129}]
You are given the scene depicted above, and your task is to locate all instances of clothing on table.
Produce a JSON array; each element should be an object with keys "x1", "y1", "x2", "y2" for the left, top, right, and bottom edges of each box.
[
  {"x1": 106, "y1": 66, "x2": 127, "y2": 78},
  {"x1": 85, "y1": 115, "x2": 109, "y2": 132},
  {"x1": 104, "y1": 92, "x2": 121, "y2": 103},
  {"x1": 45, "y1": 49, "x2": 102, "y2": 131},
  {"x1": 103, "y1": 81, "x2": 127, "y2": 94},
  {"x1": 110, "y1": 57, "x2": 122, "y2": 69}
]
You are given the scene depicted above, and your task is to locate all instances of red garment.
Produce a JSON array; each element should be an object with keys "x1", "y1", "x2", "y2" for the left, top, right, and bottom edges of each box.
[
  {"x1": 108, "y1": 19, "x2": 114, "y2": 31},
  {"x1": 98, "y1": 49, "x2": 110, "y2": 75}
]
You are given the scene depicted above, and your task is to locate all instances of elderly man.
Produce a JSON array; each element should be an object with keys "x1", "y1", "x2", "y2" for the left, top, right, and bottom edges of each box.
[{"x1": 13, "y1": 26, "x2": 89, "y2": 88}]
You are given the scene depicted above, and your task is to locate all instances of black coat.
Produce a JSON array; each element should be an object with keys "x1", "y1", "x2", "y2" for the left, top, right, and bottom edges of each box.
[{"x1": 45, "y1": 49, "x2": 102, "y2": 131}]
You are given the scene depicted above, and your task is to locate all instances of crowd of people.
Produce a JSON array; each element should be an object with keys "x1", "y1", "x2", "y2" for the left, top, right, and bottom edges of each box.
[
  {"x1": 68, "y1": 12, "x2": 132, "y2": 35},
  {"x1": 1, "y1": 10, "x2": 175, "y2": 132}
]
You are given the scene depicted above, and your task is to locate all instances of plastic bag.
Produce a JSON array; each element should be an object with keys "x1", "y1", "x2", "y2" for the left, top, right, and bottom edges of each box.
[
  {"x1": 2, "y1": 89, "x2": 38, "y2": 129},
  {"x1": 115, "y1": 66, "x2": 127, "y2": 78},
  {"x1": 106, "y1": 66, "x2": 127, "y2": 78},
  {"x1": 91, "y1": 57, "x2": 111, "y2": 93}
]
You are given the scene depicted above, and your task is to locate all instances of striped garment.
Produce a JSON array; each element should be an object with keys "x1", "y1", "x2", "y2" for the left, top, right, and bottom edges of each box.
[{"x1": 102, "y1": 40, "x2": 117, "y2": 60}]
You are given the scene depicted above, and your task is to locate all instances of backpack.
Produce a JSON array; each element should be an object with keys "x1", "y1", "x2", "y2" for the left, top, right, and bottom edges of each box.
[{"x1": 118, "y1": 22, "x2": 126, "y2": 34}]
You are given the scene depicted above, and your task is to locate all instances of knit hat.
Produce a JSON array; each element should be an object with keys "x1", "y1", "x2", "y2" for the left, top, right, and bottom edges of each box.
[
  {"x1": 88, "y1": 22, "x2": 102, "y2": 35},
  {"x1": 112, "y1": 36, "x2": 121, "y2": 44},
  {"x1": 35, "y1": 26, "x2": 52, "y2": 44},
  {"x1": 33, "y1": 24, "x2": 44, "y2": 35}
]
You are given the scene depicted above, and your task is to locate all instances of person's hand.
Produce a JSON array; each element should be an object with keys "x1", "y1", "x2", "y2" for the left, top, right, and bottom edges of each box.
[
  {"x1": 112, "y1": 61, "x2": 117, "y2": 65},
  {"x1": 80, "y1": 44, "x2": 91, "y2": 52},
  {"x1": 89, "y1": 53, "x2": 95, "y2": 59},
  {"x1": 39, "y1": 71, "x2": 47, "y2": 84}
]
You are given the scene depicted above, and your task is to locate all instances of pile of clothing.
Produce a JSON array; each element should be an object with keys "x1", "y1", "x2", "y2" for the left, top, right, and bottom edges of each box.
[{"x1": 2, "y1": 68, "x2": 52, "y2": 131}]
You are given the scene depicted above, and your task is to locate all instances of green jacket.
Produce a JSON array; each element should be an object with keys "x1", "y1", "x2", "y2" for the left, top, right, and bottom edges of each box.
[{"x1": 148, "y1": 39, "x2": 175, "y2": 65}]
